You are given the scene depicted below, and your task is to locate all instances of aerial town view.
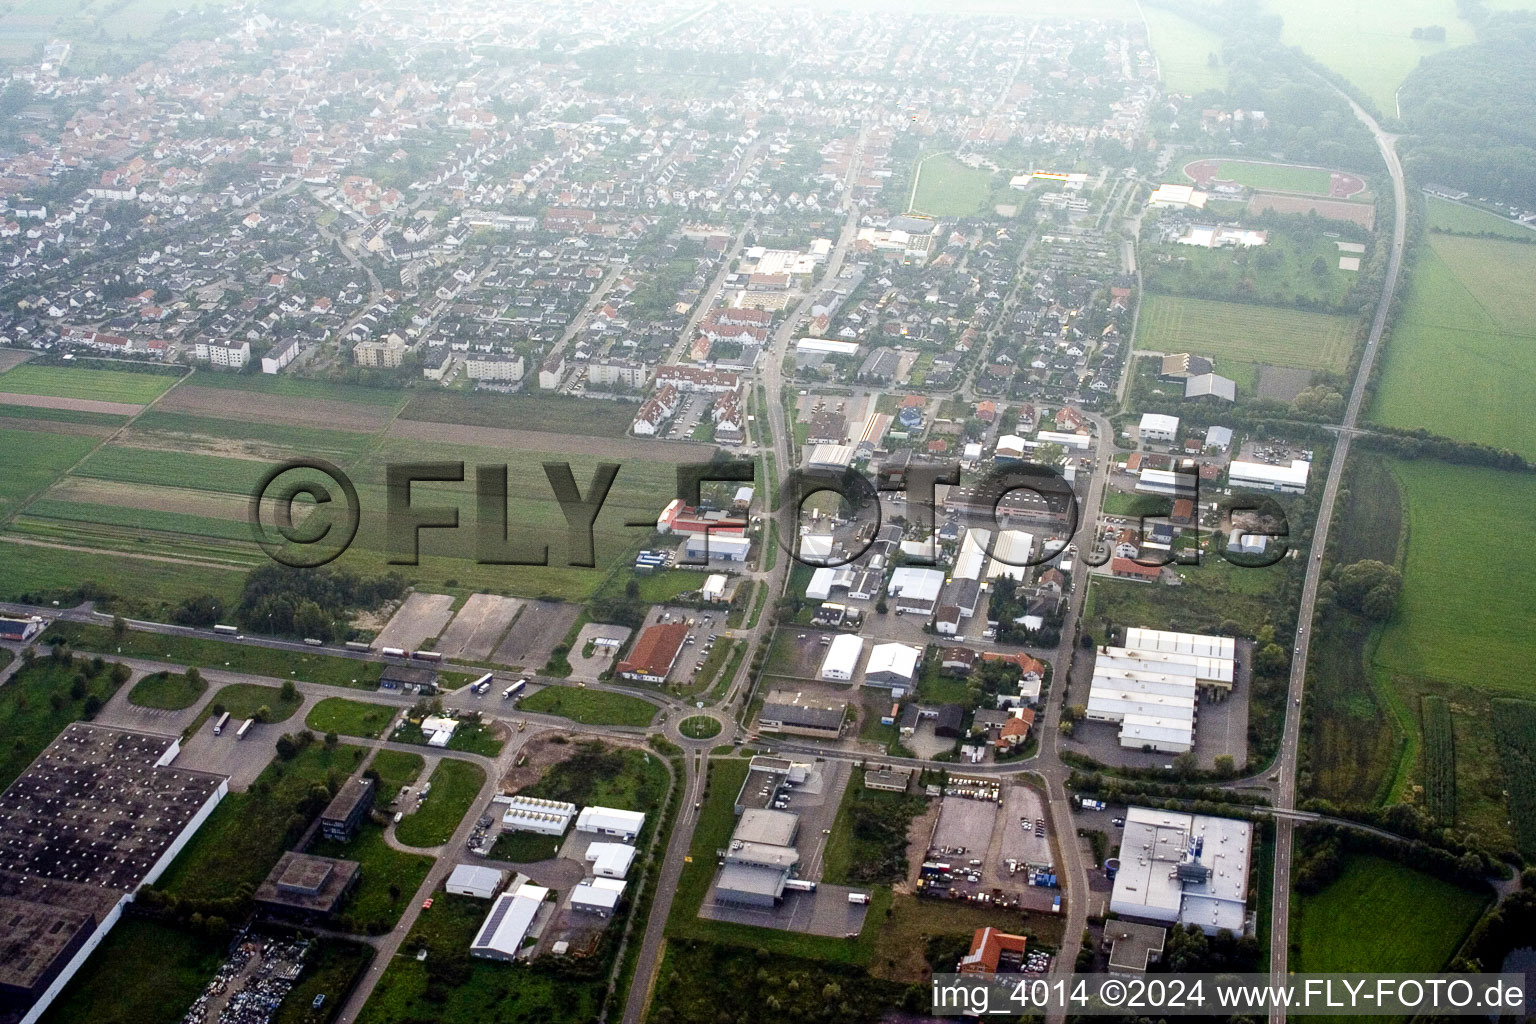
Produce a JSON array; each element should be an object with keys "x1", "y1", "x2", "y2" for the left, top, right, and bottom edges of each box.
[{"x1": 0, "y1": 0, "x2": 1533, "y2": 1022}]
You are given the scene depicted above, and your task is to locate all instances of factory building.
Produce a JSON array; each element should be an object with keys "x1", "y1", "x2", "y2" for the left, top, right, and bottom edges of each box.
[
  {"x1": 1109, "y1": 807, "x2": 1252, "y2": 936},
  {"x1": 500, "y1": 796, "x2": 577, "y2": 836}
]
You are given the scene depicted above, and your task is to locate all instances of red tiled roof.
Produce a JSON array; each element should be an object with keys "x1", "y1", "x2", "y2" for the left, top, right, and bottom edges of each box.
[{"x1": 617, "y1": 622, "x2": 688, "y2": 679}]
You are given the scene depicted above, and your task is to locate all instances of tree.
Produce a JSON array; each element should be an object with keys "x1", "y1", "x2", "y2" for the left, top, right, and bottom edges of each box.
[
  {"x1": 111, "y1": 614, "x2": 127, "y2": 644},
  {"x1": 280, "y1": 679, "x2": 299, "y2": 702},
  {"x1": 1254, "y1": 642, "x2": 1288, "y2": 676},
  {"x1": 255, "y1": 704, "x2": 272, "y2": 724},
  {"x1": 1335, "y1": 560, "x2": 1403, "y2": 620},
  {"x1": 1214, "y1": 754, "x2": 1236, "y2": 775},
  {"x1": 325, "y1": 731, "x2": 339, "y2": 748},
  {"x1": 185, "y1": 667, "x2": 203, "y2": 688},
  {"x1": 1173, "y1": 750, "x2": 1199, "y2": 779}
]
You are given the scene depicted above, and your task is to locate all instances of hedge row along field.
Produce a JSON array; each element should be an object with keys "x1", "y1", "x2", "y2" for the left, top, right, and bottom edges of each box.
[
  {"x1": 1420, "y1": 695, "x2": 1455, "y2": 824},
  {"x1": 1491, "y1": 699, "x2": 1536, "y2": 860}
]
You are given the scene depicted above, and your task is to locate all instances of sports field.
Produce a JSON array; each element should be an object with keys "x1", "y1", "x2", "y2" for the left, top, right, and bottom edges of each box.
[
  {"x1": 1213, "y1": 161, "x2": 1331, "y2": 195},
  {"x1": 1143, "y1": 6, "x2": 1226, "y2": 95},
  {"x1": 0, "y1": 363, "x2": 177, "y2": 404},
  {"x1": 1136, "y1": 294, "x2": 1355, "y2": 373},
  {"x1": 908, "y1": 153, "x2": 995, "y2": 218},
  {"x1": 1370, "y1": 234, "x2": 1536, "y2": 459},
  {"x1": 1263, "y1": 0, "x2": 1476, "y2": 114},
  {"x1": 1295, "y1": 854, "x2": 1487, "y2": 973}
]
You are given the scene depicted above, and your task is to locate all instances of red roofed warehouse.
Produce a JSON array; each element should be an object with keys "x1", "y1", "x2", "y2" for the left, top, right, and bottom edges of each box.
[{"x1": 616, "y1": 622, "x2": 689, "y2": 683}]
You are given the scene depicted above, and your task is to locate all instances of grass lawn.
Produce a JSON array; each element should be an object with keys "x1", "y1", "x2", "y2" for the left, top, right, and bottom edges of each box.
[
  {"x1": 36, "y1": 918, "x2": 223, "y2": 1024},
  {"x1": 155, "y1": 743, "x2": 368, "y2": 901},
  {"x1": 1144, "y1": 232, "x2": 1366, "y2": 312},
  {"x1": 0, "y1": 656, "x2": 127, "y2": 788},
  {"x1": 1136, "y1": 294, "x2": 1355, "y2": 374},
  {"x1": 0, "y1": 540, "x2": 245, "y2": 617},
  {"x1": 392, "y1": 716, "x2": 504, "y2": 757},
  {"x1": 394, "y1": 758, "x2": 485, "y2": 848},
  {"x1": 45, "y1": 622, "x2": 385, "y2": 689},
  {"x1": 1264, "y1": 0, "x2": 1476, "y2": 114},
  {"x1": 274, "y1": 938, "x2": 375, "y2": 1024},
  {"x1": 0, "y1": 426, "x2": 102, "y2": 516},
  {"x1": 310, "y1": 821, "x2": 434, "y2": 934},
  {"x1": 1143, "y1": 6, "x2": 1227, "y2": 94},
  {"x1": 489, "y1": 828, "x2": 566, "y2": 863},
  {"x1": 307, "y1": 696, "x2": 397, "y2": 738},
  {"x1": 0, "y1": 363, "x2": 177, "y2": 404},
  {"x1": 1207, "y1": 160, "x2": 1332, "y2": 195},
  {"x1": 369, "y1": 748, "x2": 426, "y2": 800},
  {"x1": 1426, "y1": 197, "x2": 1536, "y2": 241},
  {"x1": 633, "y1": 570, "x2": 710, "y2": 604},
  {"x1": 1370, "y1": 234, "x2": 1536, "y2": 459},
  {"x1": 909, "y1": 153, "x2": 995, "y2": 217},
  {"x1": 188, "y1": 683, "x2": 303, "y2": 735},
  {"x1": 127, "y1": 669, "x2": 207, "y2": 710},
  {"x1": 679, "y1": 715, "x2": 721, "y2": 739},
  {"x1": 523, "y1": 740, "x2": 670, "y2": 813},
  {"x1": 1295, "y1": 854, "x2": 1487, "y2": 973},
  {"x1": 355, "y1": 893, "x2": 604, "y2": 1024},
  {"x1": 520, "y1": 685, "x2": 656, "y2": 727}
]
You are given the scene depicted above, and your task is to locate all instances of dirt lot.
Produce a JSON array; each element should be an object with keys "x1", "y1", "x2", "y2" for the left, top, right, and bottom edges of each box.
[
  {"x1": 0, "y1": 391, "x2": 144, "y2": 416},
  {"x1": 156, "y1": 384, "x2": 393, "y2": 432},
  {"x1": 373, "y1": 592, "x2": 456, "y2": 652},
  {"x1": 1255, "y1": 365, "x2": 1313, "y2": 403},
  {"x1": 1247, "y1": 193, "x2": 1375, "y2": 229},
  {"x1": 491, "y1": 599, "x2": 580, "y2": 669},
  {"x1": 0, "y1": 349, "x2": 33, "y2": 373},
  {"x1": 497, "y1": 730, "x2": 583, "y2": 793},
  {"x1": 388, "y1": 417, "x2": 714, "y2": 462},
  {"x1": 436, "y1": 593, "x2": 522, "y2": 661}
]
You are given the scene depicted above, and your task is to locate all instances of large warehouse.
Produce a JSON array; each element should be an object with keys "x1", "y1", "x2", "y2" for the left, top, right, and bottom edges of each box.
[
  {"x1": 1085, "y1": 629, "x2": 1237, "y2": 753},
  {"x1": 1227, "y1": 458, "x2": 1311, "y2": 494},
  {"x1": 887, "y1": 566, "x2": 945, "y2": 615},
  {"x1": 818, "y1": 634, "x2": 864, "y2": 681},
  {"x1": 471, "y1": 882, "x2": 550, "y2": 960},
  {"x1": 714, "y1": 808, "x2": 803, "y2": 908},
  {"x1": 864, "y1": 643, "x2": 920, "y2": 690},
  {"x1": 1109, "y1": 807, "x2": 1252, "y2": 935},
  {"x1": 0, "y1": 724, "x2": 228, "y2": 1024},
  {"x1": 759, "y1": 690, "x2": 847, "y2": 738}
]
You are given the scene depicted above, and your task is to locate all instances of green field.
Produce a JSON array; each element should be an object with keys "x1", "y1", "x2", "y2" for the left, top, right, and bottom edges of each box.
[
  {"x1": 355, "y1": 893, "x2": 603, "y2": 1024},
  {"x1": 369, "y1": 748, "x2": 425, "y2": 799},
  {"x1": 1143, "y1": 231, "x2": 1367, "y2": 312},
  {"x1": 307, "y1": 696, "x2": 397, "y2": 738},
  {"x1": 0, "y1": 656, "x2": 127, "y2": 788},
  {"x1": 399, "y1": 390, "x2": 637, "y2": 437},
  {"x1": 392, "y1": 716, "x2": 504, "y2": 757},
  {"x1": 1295, "y1": 855, "x2": 1487, "y2": 973},
  {"x1": 489, "y1": 829, "x2": 566, "y2": 862},
  {"x1": 1426, "y1": 197, "x2": 1536, "y2": 240},
  {"x1": 0, "y1": 402, "x2": 128, "y2": 427},
  {"x1": 909, "y1": 153, "x2": 995, "y2": 217},
  {"x1": 523, "y1": 740, "x2": 670, "y2": 813},
  {"x1": 1205, "y1": 160, "x2": 1333, "y2": 195},
  {"x1": 1490, "y1": 700, "x2": 1536, "y2": 860},
  {"x1": 1420, "y1": 694, "x2": 1455, "y2": 823},
  {"x1": 0, "y1": 426, "x2": 102, "y2": 516},
  {"x1": 679, "y1": 715, "x2": 722, "y2": 739},
  {"x1": 0, "y1": 363, "x2": 178, "y2": 404},
  {"x1": 309, "y1": 821, "x2": 434, "y2": 933},
  {"x1": 132, "y1": 410, "x2": 376, "y2": 461},
  {"x1": 1264, "y1": 0, "x2": 1476, "y2": 114},
  {"x1": 0, "y1": 539, "x2": 245, "y2": 614},
  {"x1": 128, "y1": 669, "x2": 207, "y2": 710},
  {"x1": 394, "y1": 757, "x2": 485, "y2": 848},
  {"x1": 1137, "y1": 294, "x2": 1354, "y2": 373},
  {"x1": 274, "y1": 939, "x2": 375, "y2": 1024},
  {"x1": 36, "y1": 918, "x2": 224, "y2": 1024},
  {"x1": 179, "y1": 370, "x2": 405, "y2": 406},
  {"x1": 520, "y1": 685, "x2": 657, "y2": 727},
  {"x1": 1370, "y1": 234, "x2": 1536, "y2": 459},
  {"x1": 1144, "y1": 7, "x2": 1227, "y2": 94}
]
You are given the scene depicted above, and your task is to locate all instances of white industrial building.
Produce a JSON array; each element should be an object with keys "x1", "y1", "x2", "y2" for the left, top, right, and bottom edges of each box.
[
  {"x1": 887, "y1": 566, "x2": 945, "y2": 614},
  {"x1": 570, "y1": 877, "x2": 626, "y2": 917},
  {"x1": 1109, "y1": 807, "x2": 1252, "y2": 936},
  {"x1": 1139, "y1": 413, "x2": 1180, "y2": 444},
  {"x1": 1086, "y1": 629, "x2": 1238, "y2": 754},
  {"x1": 585, "y1": 842, "x2": 636, "y2": 879},
  {"x1": 1227, "y1": 459, "x2": 1310, "y2": 494},
  {"x1": 446, "y1": 863, "x2": 506, "y2": 899},
  {"x1": 1135, "y1": 468, "x2": 1198, "y2": 498},
  {"x1": 685, "y1": 533, "x2": 752, "y2": 562},
  {"x1": 985, "y1": 529, "x2": 1035, "y2": 582},
  {"x1": 501, "y1": 796, "x2": 577, "y2": 836},
  {"x1": 952, "y1": 528, "x2": 990, "y2": 581},
  {"x1": 1035, "y1": 429, "x2": 1093, "y2": 450},
  {"x1": 864, "y1": 642, "x2": 920, "y2": 689},
  {"x1": 701, "y1": 574, "x2": 729, "y2": 603},
  {"x1": 470, "y1": 882, "x2": 549, "y2": 960},
  {"x1": 806, "y1": 443, "x2": 855, "y2": 471},
  {"x1": 576, "y1": 806, "x2": 646, "y2": 841},
  {"x1": 818, "y1": 633, "x2": 865, "y2": 681}
]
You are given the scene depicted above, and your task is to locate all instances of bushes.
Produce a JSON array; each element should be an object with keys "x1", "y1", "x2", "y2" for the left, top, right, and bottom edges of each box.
[{"x1": 1421, "y1": 695, "x2": 1456, "y2": 824}]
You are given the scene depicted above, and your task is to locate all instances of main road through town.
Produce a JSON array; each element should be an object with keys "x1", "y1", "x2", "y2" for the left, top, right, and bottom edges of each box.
[{"x1": 1266, "y1": 90, "x2": 1408, "y2": 1020}]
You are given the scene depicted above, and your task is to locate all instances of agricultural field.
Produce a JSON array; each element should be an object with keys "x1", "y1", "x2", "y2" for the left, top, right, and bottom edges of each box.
[
  {"x1": 520, "y1": 685, "x2": 657, "y2": 727},
  {"x1": 1136, "y1": 294, "x2": 1355, "y2": 374},
  {"x1": 399, "y1": 390, "x2": 637, "y2": 438},
  {"x1": 1263, "y1": 0, "x2": 1476, "y2": 114},
  {"x1": 1295, "y1": 855, "x2": 1487, "y2": 973},
  {"x1": 908, "y1": 153, "x2": 996, "y2": 217},
  {"x1": 393, "y1": 757, "x2": 486, "y2": 848},
  {"x1": 0, "y1": 426, "x2": 102, "y2": 516},
  {"x1": 1419, "y1": 695, "x2": 1455, "y2": 824},
  {"x1": 307, "y1": 696, "x2": 397, "y2": 738},
  {"x1": 1426, "y1": 197, "x2": 1536, "y2": 241},
  {"x1": 1142, "y1": 6, "x2": 1226, "y2": 94},
  {"x1": 1370, "y1": 234, "x2": 1536, "y2": 459},
  {"x1": 0, "y1": 362, "x2": 178, "y2": 404},
  {"x1": 1490, "y1": 700, "x2": 1536, "y2": 860}
]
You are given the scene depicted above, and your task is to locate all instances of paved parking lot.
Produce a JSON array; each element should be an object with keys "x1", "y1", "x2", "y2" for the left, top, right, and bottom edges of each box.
[
  {"x1": 436, "y1": 594, "x2": 523, "y2": 661},
  {"x1": 374, "y1": 593, "x2": 456, "y2": 653},
  {"x1": 700, "y1": 883, "x2": 870, "y2": 937},
  {"x1": 492, "y1": 600, "x2": 581, "y2": 669},
  {"x1": 927, "y1": 794, "x2": 998, "y2": 862},
  {"x1": 568, "y1": 623, "x2": 631, "y2": 683}
]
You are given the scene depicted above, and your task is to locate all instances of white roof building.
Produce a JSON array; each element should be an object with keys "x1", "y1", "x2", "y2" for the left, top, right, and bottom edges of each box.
[
  {"x1": 584, "y1": 842, "x2": 637, "y2": 879},
  {"x1": 576, "y1": 806, "x2": 646, "y2": 841},
  {"x1": 1147, "y1": 183, "x2": 1209, "y2": 210},
  {"x1": 1138, "y1": 413, "x2": 1180, "y2": 443},
  {"x1": 471, "y1": 883, "x2": 549, "y2": 960},
  {"x1": 501, "y1": 796, "x2": 577, "y2": 836},
  {"x1": 446, "y1": 863, "x2": 506, "y2": 899},
  {"x1": 1086, "y1": 628, "x2": 1237, "y2": 754},
  {"x1": 887, "y1": 566, "x2": 945, "y2": 613},
  {"x1": 1109, "y1": 807, "x2": 1252, "y2": 935},
  {"x1": 1136, "y1": 468, "x2": 1198, "y2": 497},
  {"x1": 986, "y1": 529, "x2": 1035, "y2": 582},
  {"x1": 818, "y1": 633, "x2": 865, "y2": 681},
  {"x1": 806, "y1": 443, "x2": 855, "y2": 471},
  {"x1": 795, "y1": 337, "x2": 861, "y2": 357},
  {"x1": 952, "y1": 528, "x2": 990, "y2": 582},
  {"x1": 1228, "y1": 459, "x2": 1311, "y2": 494},
  {"x1": 702, "y1": 574, "x2": 729, "y2": 602},
  {"x1": 570, "y1": 877, "x2": 626, "y2": 916},
  {"x1": 1035, "y1": 430, "x2": 1094, "y2": 450},
  {"x1": 865, "y1": 643, "x2": 920, "y2": 688}
]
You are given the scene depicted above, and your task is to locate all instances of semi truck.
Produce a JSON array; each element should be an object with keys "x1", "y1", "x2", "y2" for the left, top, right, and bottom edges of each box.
[
  {"x1": 236, "y1": 718, "x2": 255, "y2": 739},
  {"x1": 503, "y1": 679, "x2": 527, "y2": 700},
  {"x1": 344, "y1": 641, "x2": 371, "y2": 652},
  {"x1": 213, "y1": 712, "x2": 231, "y2": 736},
  {"x1": 213, "y1": 624, "x2": 238, "y2": 635},
  {"x1": 381, "y1": 647, "x2": 407, "y2": 658}
]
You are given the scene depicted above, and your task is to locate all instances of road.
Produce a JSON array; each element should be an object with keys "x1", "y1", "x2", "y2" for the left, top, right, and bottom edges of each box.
[{"x1": 1267, "y1": 90, "x2": 1408, "y2": 1017}]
